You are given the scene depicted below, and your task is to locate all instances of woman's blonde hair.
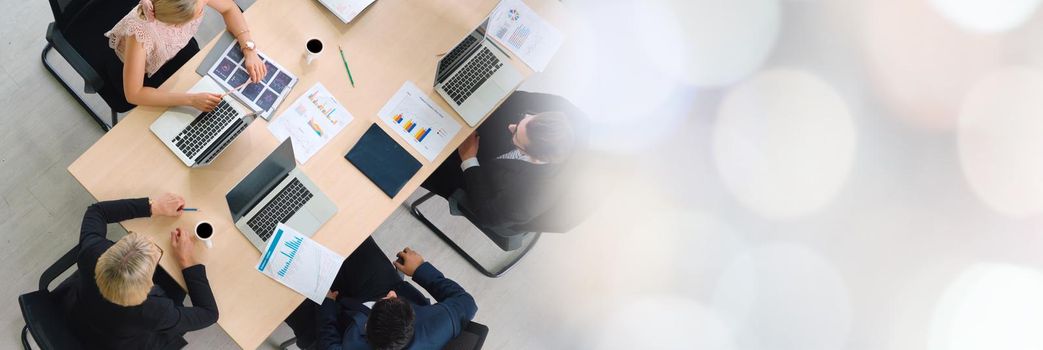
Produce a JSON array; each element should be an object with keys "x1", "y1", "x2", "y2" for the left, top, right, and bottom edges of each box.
[
  {"x1": 142, "y1": 0, "x2": 200, "y2": 25},
  {"x1": 95, "y1": 232, "x2": 160, "y2": 306}
]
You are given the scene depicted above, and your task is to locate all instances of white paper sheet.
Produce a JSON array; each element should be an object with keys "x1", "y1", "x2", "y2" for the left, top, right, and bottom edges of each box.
[
  {"x1": 487, "y1": 0, "x2": 564, "y2": 72},
  {"x1": 268, "y1": 83, "x2": 354, "y2": 164},
  {"x1": 257, "y1": 224, "x2": 344, "y2": 304},
  {"x1": 378, "y1": 81, "x2": 461, "y2": 162},
  {"x1": 317, "y1": 0, "x2": 376, "y2": 23}
]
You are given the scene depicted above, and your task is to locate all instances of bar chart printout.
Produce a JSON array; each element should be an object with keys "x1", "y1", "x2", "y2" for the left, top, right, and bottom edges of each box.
[
  {"x1": 378, "y1": 81, "x2": 461, "y2": 161},
  {"x1": 257, "y1": 223, "x2": 344, "y2": 303}
]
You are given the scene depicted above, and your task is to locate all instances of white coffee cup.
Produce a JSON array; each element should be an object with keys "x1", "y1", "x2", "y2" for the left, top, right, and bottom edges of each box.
[
  {"x1": 195, "y1": 221, "x2": 214, "y2": 249},
  {"x1": 305, "y1": 38, "x2": 323, "y2": 65}
]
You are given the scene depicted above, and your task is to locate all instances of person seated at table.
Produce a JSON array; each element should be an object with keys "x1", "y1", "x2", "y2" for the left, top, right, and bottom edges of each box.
[
  {"x1": 104, "y1": 0, "x2": 267, "y2": 112},
  {"x1": 284, "y1": 239, "x2": 477, "y2": 350},
  {"x1": 420, "y1": 90, "x2": 587, "y2": 230},
  {"x1": 69, "y1": 193, "x2": 219, "y2": 349}
]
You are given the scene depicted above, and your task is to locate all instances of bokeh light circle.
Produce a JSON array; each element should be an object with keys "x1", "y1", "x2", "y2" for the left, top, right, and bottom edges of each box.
[
  {"x1": 864, "y1": 0, "x2": 1001, "y2": 130},
  {"x1": 958, "y1": 67, "x2": 1043, "y2": 217},
  {"x1": 929, "y1": 263, "x2": 1043, "y2": 350},
  {"x1": 542, "y1": 0, "x2": 684, "y2": 153},
  {"x1": 596, "y1": 296, "x2": 735, "y2": 350},
  {"x1": 713, "y1": 69, "x2": 856, "y2": 219},
  {"x1": 928, "y1": 0, "x2": 1042, "y2": 33},
  {"x1": 635, "y1": 0, "x2": 781, "y2": 87},
  {"x1": 712, "y1": 244, "x2": 852, "y2": 350}
]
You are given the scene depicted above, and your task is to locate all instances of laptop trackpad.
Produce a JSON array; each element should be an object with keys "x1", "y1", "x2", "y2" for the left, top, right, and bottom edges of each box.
[
  {"x1": 472, "y1": 85, "x2": 502, "y2": 108},
  {"x1": 285, "y1": 210, "x2": 321, "y2": 237}
]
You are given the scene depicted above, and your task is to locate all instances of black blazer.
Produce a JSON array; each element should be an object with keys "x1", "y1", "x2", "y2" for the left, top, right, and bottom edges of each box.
[
  {"x1": 462, "y1": 91, "x2": 587, "y2": 231},
  {"x1": 70, "y1": 199, "x2": 219, "y2": 350}
]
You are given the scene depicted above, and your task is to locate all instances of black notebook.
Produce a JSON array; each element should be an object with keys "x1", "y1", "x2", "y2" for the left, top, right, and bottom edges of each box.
[{"x1": 346, "y1": 124, "x2": 422, "y2": 198}]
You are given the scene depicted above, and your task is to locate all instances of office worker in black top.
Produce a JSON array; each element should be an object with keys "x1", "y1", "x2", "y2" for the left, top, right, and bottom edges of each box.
[
  {"x1": 421, "y1": 91, "x2": 588, "y2": 231},
  {"x1": 70, "y1": 193, "x2": 218, "y2": 349}
]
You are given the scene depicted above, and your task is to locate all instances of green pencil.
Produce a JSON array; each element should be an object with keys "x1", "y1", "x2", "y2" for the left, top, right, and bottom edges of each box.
[{"x1": 338, "y1": 45, "x2": 356, "y2": 88}]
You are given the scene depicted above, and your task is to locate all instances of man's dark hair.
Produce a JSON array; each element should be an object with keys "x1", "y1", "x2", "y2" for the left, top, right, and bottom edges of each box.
[
  {"x1": 524, "y1": 111, "x2": 575, "y2": 163},
  {"x1": 366, "y1": 297, "x2": 415, "y2": 350}
]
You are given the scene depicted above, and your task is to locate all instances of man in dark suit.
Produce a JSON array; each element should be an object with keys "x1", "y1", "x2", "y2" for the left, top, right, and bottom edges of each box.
[
  {"x1": 421, "y1": 91, "x2": 587, "y2": 230},
  {"x1": 284, "y1": 239, "x2": 477, "y2": 350},
  {"x1": 69, "y1": 193, "x2": 218, "y2": 350}
]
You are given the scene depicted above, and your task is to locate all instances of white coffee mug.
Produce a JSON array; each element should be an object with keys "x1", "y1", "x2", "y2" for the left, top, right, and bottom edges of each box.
[
  {"x1": 195, "y1": 221, "x2": 214, "y2": 249},
  {"x1": 305, "y1": 38, "x2": 323, "y2": 65}
]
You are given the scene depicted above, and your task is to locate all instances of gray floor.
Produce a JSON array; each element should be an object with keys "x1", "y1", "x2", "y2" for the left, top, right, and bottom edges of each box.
[{"x1": 0, "y1": 1, "x2": 602, "y2": 349}]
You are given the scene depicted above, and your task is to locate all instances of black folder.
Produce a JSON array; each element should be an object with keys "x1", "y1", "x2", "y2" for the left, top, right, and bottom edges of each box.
[{"x1": 345, "y1": 124, "x2": 422, "y2": 198}]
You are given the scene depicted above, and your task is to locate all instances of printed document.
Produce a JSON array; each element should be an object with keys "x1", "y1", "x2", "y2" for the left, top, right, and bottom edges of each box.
[
  {"x1": 268, "y1": 82, "x2": 354, "y2": 164},
  {"x1": 257, "y1": 224, "x2": 344, "y2": 303},
  {"x1": 487, "y1": 0, "x2": 564, "y2": 72}
]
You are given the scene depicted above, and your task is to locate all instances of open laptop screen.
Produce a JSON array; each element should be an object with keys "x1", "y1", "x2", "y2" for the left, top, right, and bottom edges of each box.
[
  {"x1": 435, "y1": 18, "x2": 490, "y2": 84},
  {"x1": 226, "y1": 140, "x2": 296, "y2": 221}
]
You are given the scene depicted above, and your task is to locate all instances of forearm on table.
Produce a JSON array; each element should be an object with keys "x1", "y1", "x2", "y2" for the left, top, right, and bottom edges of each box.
[
  {"x1": 124, "y1": 86, "x2": 193, "y2": 107},
  {"x1": 218, "y1": 2, "x2": 254, "y2": 46}
]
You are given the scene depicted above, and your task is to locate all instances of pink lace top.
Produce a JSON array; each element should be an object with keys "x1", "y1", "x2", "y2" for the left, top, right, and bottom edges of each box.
[{"x1": 104, "y1": 5, "x2": 203, "y2": 77}]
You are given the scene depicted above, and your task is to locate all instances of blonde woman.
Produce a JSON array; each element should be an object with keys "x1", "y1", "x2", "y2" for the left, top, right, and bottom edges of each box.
[
  {"x1": 69, "y1": 193, "x2": 218, "y2": 349},
  {"x1": 104, "y1": 0, "x2": 267, "y2": 112}
]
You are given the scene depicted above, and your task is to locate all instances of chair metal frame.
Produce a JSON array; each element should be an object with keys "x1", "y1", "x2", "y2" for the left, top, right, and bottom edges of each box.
[
  {"x1": 43, "y1": 0, "x2": 118, "y2": 131},
  {"x1": 409, "y1": 192, "x2": 541, "y2": 278},
  {"x1": 19, "y1": 244, "x2": 81, "y2": 349}
]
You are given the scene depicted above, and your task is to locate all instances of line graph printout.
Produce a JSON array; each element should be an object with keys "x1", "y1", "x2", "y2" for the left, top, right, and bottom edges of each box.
[
  {"x1": 378, "y1": 81, "x2": 461, "y2": 162},
  {"x1": 257, "y1": 223, "x2": 344, "y2": 303},
  {"x1": 268, "y1": 82, "x2": 354, "y2": 164}
]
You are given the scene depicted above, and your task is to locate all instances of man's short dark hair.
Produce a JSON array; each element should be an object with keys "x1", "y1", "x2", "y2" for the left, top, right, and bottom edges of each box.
[
  {"x1": 524, "y1": 111, "x2": 575, "y2": 163},
  {"x1": 367, "y1": 297, "x2": 415, "y2": 350}
]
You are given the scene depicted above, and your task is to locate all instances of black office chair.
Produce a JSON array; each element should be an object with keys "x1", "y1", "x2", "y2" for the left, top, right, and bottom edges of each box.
[
  {"x1": 410, "y1": 148, "x2": 604, "y2": 278},
  {"x1": 43, "y1": 0, "x2": 200, "y2": 131},
  {"x1": 410, "y1": 189, "x2": 541, "y2": 278},
  {"x1": 278, "y1": 321, "x2": 489, "y2": 350},
  {"x1": 441, "y1": 321, "x2": 489, "y2": 350},
  {"x1": 18, "y1": 244, "x2": 84, "y2": 350}
]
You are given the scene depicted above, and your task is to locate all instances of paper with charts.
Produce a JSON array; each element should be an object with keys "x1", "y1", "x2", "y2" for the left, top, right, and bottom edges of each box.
[
  {"x1": 207, "y1": 40, "x2": 298, "y2": 120},
  {"x1": 257, "y1": 223, "x2": 344, "y2": 304},
  {"x1": 487, "y1": 0, "x2": 563, "y2": 72},
  {"x1": 317, "y1": 0, "x2": 375, "y2": 23},
  {"x1": 268, "y1": 82, "x2": 354, "y2": 164},
  {"x1": 378, "y1": 81, "x2": 461, "y2": 162}
]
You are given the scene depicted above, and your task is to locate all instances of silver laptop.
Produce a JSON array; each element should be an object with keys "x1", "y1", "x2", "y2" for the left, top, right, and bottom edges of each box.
[
  {"x1": 150, "y1": 76, "x2": 256, "y2": 167},
  {"x1": 434, "y1": 18, "x2": 523, "y2": 127},
  {"x1": 225, "y1": 140, "x2": 337, "y2": 251}
]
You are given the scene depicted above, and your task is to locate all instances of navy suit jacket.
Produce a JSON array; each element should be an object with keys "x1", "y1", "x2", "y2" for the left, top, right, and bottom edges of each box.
[{"x1": 315, "y1": 262, "x2": 477, "y2": 349}]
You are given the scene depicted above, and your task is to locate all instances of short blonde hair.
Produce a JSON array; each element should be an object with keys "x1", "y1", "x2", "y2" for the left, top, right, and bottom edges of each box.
[
  {"x1": 95, "y1": 232, "x2": 160, "y2": 306},
  {"x1": 143, "y1": 0, "x2": 200, "y2": 25}
]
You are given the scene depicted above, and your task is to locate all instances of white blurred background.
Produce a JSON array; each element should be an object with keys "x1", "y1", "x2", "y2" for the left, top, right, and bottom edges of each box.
[{"x1": 519, "y1": 0, "x2": 1043, "y2": 348}]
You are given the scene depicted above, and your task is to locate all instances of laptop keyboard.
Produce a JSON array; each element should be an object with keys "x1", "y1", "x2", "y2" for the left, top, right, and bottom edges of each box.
[
  {"x1": 444, "y1": 47, "x2": 502, "y2": 105},
  {"x1": 174, "y1": 100, "x2": 238, "y2": 159},
  {"x1": 195, "y1": 118, "x2": 247, "y2": 166},
  {"x1": 246, "y1": 178, "x2": 314, "y2": 242},
  {"x1": 438, "y1": 35, "x2": 479, "y2": 78}
]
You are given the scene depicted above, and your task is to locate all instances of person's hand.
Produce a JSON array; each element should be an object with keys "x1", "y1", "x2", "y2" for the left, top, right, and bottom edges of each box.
[
  {"x1": 326, "y1": 290, "x2": 339, "y2": 301},
  {"x1": 170, "y1": 227, "x2": 201, "y2": 268},
  {"x1": 244, "y1": 52, "x2": 267, "y2": 83},
  {"x1": 457, "y1": 132, "x2": 479, "y2": 160},
  {"x1": 150, "y1": 193, "x2": 185, "y2": 217},
  {"x1": 393, "y1": 247, "x2": 425, "y2": 277},
  {"x1": 189, "y1": 92, "x2": 221, "y2": 112}
]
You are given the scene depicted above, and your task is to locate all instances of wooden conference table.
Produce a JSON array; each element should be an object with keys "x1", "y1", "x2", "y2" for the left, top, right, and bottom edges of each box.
[{"x1": 67, "y1": 0, "x2": 569, "y2": 347}]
